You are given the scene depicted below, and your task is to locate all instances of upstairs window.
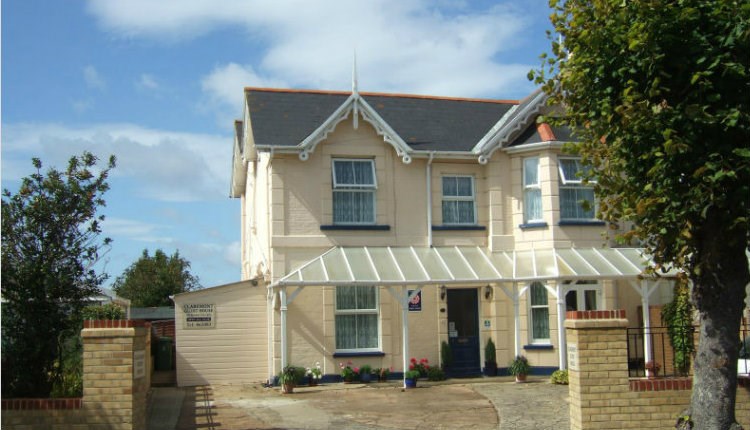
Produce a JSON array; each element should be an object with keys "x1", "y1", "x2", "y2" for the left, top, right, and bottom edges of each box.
[
  {"x1": 335, "y1": 286, "x2": 379, "y2": 351},
  {"x1": 442, "y1": 176, "x2": 476, "y2": 225},
  {"x1": 558, "y1": 158, "x2": 596, "y2": 221},
  {"x1": 332, "y1": 159, "x2": 376, "y2": 224},
  {"x1": 523, "y1": 157, "x2": 543, "y2": 222}
]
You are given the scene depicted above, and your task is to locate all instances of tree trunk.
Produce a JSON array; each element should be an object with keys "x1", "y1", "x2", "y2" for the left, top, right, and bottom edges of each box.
[{"x1": 689, "y1": 215, "x2": 750, "y2": 429}]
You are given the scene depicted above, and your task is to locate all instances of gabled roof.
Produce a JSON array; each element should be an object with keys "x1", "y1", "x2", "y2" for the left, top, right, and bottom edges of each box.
[{"x1": 240, "y1": 87, "x2": 573, "y2": 165}]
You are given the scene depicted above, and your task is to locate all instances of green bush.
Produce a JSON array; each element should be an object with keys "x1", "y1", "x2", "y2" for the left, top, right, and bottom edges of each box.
[
  {"x1": 440, "y1": 341, "x2": 452, "y2": 369},
  {"x1": 427, "y1": 366, "x2": 446, "y2": 381},
  {"x1": 50, "y1": 333, "x2": 83, "y2": 397},
  {"x1": 550, "y1": 369, "x2": 569, "y2": 385},
  {"x1": 82, "y1": 303, "x2": 125, "y2": 320}
]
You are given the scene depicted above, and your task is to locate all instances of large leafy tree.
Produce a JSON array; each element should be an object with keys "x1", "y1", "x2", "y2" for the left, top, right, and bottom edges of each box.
[
  {"x1": 113, "y1": 249, "x2": 200, "y2": 307},
  {"x1": 532, "y1": 1, "x2": 750, "y2": 428},
  {"x1": 2, "y1": 152, "x2": 116, "y2": 397}
]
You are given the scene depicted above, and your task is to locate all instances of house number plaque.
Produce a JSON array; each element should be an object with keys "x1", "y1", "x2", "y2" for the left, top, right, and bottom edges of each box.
[{"x1": 567, "y1": 343, "x2": 579, "y2": 371}]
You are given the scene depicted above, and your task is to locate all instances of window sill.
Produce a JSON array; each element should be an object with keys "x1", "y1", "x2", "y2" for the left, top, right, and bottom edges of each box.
[
  {"x1": 558, "y1": 220, "x2": 605, "y2": 226},
  {"x1": 432, "y1": 225, "x2": 486, "y2": 231},
  {"x1": 523, "y1": 344, "x2": 554, "y2": 351},
  {"x1": 519, "y1": 222, "x2": 548, "y2": 230},
  {"x1": 320, "y1": 225, "x2": 391, "y2": 231},
  {"x1": 333, "y1": 351, "x2": 386, "y2": 358}
]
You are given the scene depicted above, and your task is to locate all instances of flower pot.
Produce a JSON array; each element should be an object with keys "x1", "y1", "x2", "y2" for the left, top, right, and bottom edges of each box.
[
  {"x1": 282, "y1": 382, "x2": 295, "y2": 393},
  {"x1": 515, "y1": 374, "x2": 527, "y2": 383},
  {"x1": 360, "y1": 373, "x2": 372, "y2": 383},
  {"x1": 405, "y1": 378, "x2": 417, "y2": 389},
  {"x1": 308, "y1": 377, "x2": 318, "y2": 387}
]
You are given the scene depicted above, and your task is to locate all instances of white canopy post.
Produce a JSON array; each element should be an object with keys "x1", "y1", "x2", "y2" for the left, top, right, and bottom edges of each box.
[
  {"x1": 387, "y1": 286, "x2": 422, "y2": 388},
  {"x1": 280, "y1": 287, "x2": 288, "y2": 371},
  {"x1": 628, "y1": 279, "x2": 663, "y2": 377},
  {"x1": 556, "y1": 283, "x2": 567, "y2": 370}
]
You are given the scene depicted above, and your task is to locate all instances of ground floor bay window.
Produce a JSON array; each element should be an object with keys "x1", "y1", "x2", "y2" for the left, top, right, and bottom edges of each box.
[{"x1": 335, "y1": 286, "x2": 379, "y2": 351}]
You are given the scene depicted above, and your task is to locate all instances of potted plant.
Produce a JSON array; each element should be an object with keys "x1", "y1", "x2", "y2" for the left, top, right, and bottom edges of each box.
[
  {"x1": 375, "y1": 367, "x2": 391, "y2": 382},
  {"x1": 279, "y1": 365, "x2": 304, "y2": 393},
  {"x1": 404, "y1": 369, "x2": 421, "y2": 388},
  {"x1": 484, "y1": 338, "x2": 497, "y2": 376},
  {"x1": 508, "y1": 355, "x2": 531, "y2": 383},
  {"x1": 360, "y1": 364, "x2": 373, "y2": 383},
  {"x1": 409, "y1": 357, "x2": 430, "y2": 377},
  {"x1": 306, "y1": 362, "x2": 322, "y2": 386},
  {"x1": 645, "y1": 361, "x2": 661, "y2": 378},
  {"x1": 339, "y1": 361, "x2": 356, "y2": 383}
]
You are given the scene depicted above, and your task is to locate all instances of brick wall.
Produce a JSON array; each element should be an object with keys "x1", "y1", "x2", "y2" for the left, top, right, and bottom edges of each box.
[
  {"x1": 1, "y1": 320, "x2": 151, "y2": 430},
  {"x1": 566, "y1": 311, "x2": 750, "y2": 429}
]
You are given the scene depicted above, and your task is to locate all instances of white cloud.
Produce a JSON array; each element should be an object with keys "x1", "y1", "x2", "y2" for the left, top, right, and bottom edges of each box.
[
  {"x1": 103, "y1": 217, "x2": 173, "y2": 243},
  {"x1": 87, "y1": 0, "x2": 542, "y2": 102},
  {"x1": 137, "y1": 73, "x2": 159, "y2": 90},
  {"x1": 83, "y1": 65, "x2": 106, "y2": 90},
  {"x1": 1, "y1": 122, "x2": 230, "y2": 202}
]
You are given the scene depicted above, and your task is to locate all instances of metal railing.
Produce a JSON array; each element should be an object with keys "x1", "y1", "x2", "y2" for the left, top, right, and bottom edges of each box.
[
  {"x1": 626, "y1": 325, "x2": 695, "y2": 378},
  {"x1": 628, "y1": 321, "x2": 750, "y2": 378}
]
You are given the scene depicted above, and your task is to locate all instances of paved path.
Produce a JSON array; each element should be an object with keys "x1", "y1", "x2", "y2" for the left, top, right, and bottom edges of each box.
[{"x1": 150, "y1": 376, "x2": 569, "y2": 430}]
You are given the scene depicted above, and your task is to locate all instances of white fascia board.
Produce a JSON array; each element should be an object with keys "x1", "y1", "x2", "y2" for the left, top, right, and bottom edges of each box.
[
  {"x1": 356, "y1": 96, "x2": 414, "y2": 164},
  {"x1": 476, "y1": 90, "x2": 548, "y2": 164},
  {"x1": 229, "y1": 137, "x2": 247, "y2": 198},
  {"x1": 296, "y1": 93, "x2": 358, "y2": 160},
  {"x1": 503, "y1": 141, "x2": 565, "y2": 155},
  {"x1": 471, "y1": 105, "x2": 519, "y2": 154}
]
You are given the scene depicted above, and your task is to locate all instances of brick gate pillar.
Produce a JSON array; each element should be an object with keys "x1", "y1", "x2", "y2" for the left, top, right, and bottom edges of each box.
[
  {"x1": 82, "y1": 320, "x2": 151, "y2": 430},
  {"x1": 565, "y1": 310, "x2": 629, "y2": 430}
]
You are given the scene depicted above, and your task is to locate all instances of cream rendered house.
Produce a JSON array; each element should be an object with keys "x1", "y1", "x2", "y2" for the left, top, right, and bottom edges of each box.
[{"x1": 175, "y1": 84, "x2": 677, "y2": 387}]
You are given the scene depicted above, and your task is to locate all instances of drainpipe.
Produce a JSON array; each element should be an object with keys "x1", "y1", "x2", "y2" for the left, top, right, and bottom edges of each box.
[
  {"x1": 640, "y1": 280, "x2": 653, "y2": 376},
  {"x1": 426, "y1": 152, "x2": 435, "y2": 247},
  {"x1": 401, "y1": 286, "x2": 410, "y2": 388},
  {"x1": 513, "y1": 283, "x2": 520, "y2": 357},
  {"x1": 267, "y1": 288, "x2": 274, "y2": 384}
]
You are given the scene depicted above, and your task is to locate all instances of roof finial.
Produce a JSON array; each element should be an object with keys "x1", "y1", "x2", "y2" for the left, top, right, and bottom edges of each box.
[{"x1": 352, "y1": 50, "x2": 359, "y2": 95}]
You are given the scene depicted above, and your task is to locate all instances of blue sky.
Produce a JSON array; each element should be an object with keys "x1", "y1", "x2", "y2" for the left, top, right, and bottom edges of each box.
[{"x1": 2, "y1": 0, "x2": 554, "y2": 290}]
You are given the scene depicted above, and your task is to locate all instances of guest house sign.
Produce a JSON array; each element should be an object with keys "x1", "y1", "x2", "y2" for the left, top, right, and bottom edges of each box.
[{"x1": 183, "y1": 303, "x2": 215, "y2": 329}]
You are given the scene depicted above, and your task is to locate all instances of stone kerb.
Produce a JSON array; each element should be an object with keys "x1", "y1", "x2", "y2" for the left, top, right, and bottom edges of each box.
[{"x1": 565, "y1": 310, "x2": 630, "y2": 430}]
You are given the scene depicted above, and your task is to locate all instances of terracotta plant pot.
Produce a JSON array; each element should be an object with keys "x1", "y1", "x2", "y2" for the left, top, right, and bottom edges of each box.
[
  {"x1": 282, "y1": 382, "x2": 295, "y2": 393},
  {"x1": 515, "y1": 374, "x2": 527, "y2": 383}
]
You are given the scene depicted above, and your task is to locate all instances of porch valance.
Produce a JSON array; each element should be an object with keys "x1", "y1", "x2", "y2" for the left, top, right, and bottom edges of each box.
[{"x1": 271, "y1": 246, "x2": 677, "y2": 288}]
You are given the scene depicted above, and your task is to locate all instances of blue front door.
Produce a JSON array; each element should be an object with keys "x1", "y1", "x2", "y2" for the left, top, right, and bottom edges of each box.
[{"x1": 447, "y1": 289, "x2": 480, "y2": 377}]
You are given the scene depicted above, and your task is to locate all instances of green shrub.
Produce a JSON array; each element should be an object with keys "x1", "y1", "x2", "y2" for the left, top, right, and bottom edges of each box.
[
  {"x1": 550, "y1": 369, "x2": 569, "y2": 385},
  {"x1": 82, "y1": 303, "x2": 125, "y2": 320},
  {"x1": 427, "y1": 366, "x2": 446, "y2": 381},
  {"x1": 440, "y1": 341, "x2": 452, "y2": 369}
]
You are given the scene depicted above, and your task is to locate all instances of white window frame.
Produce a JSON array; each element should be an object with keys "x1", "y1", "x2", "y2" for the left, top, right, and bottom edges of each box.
[
  {"x1": 334, "y1": 286, "x2": 381, "y2": 353},
  {"x1": 563, "y1": 281, "x2": 603, "y2": 312},
  {"x1": 332, "y1": 158, "x2": 377, "y2": 225},
  {"x1": 441, "y1": 175, "x2": 477, "y2": 225},
  {"x1": 523, "y1": 157, "x2": 543, "y2": 223},
  {"x1": 528, "y1": 281, "x2": 551, "y2": 344},
  {"x1": 558, "y1": 157, "x2": 597, "y2": 221}
]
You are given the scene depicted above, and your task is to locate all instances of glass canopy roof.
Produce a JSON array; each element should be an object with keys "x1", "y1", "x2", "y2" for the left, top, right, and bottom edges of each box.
[{"x1": 272, "y1": 246, "x2": 676, "y2": 288}]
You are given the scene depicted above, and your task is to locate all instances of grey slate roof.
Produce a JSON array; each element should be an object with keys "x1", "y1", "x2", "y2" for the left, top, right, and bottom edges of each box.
[
  {"x1": 130, "y1": 307, "x2": 175, "y2": 321},
  {"x1": 245, "y1": 89, "x2": 518, "y2": 152}
]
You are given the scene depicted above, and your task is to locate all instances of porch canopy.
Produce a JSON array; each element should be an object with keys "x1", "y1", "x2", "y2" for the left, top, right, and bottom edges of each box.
[
  {"x1": 271, "y1": 246, "x2": 677, "y2": 384},
  {"x1": 273, "y1": 246, "x2": 672, "y2": 287}
]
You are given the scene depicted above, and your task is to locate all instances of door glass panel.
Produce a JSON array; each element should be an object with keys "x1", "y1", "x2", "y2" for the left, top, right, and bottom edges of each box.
[
  {"x1": 565, "y1": 290, "x2": 578, "y2": 312},
  {"x1": 584, "y1": 290, "x2": 597, "y2": 311}
]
